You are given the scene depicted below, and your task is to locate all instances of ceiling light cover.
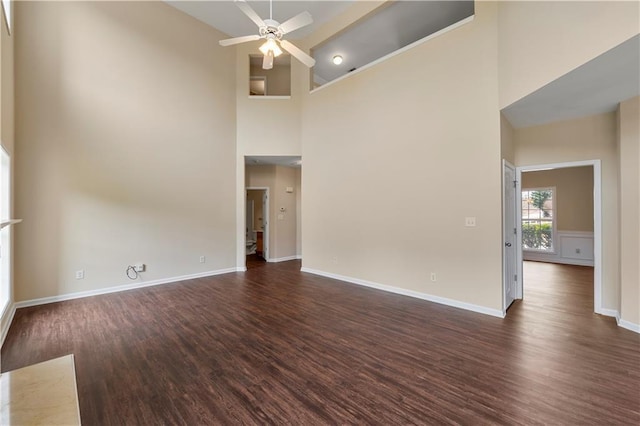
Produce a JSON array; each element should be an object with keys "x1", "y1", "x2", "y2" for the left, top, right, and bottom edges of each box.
[
  {"x1": 332, "y1": 55, "x2": 343, "y2": 65},
  {"x1": 260, "y1": 38, "x2": 283, "y2": 57}
]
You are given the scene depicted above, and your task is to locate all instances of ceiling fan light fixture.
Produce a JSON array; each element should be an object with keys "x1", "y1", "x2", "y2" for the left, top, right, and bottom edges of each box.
[
  {"x1": 259, "y1": 38, "x2": 282, "y2": 57},
  {"x1": 332, "y1": 55, "x2": 343, "y2": 65}
]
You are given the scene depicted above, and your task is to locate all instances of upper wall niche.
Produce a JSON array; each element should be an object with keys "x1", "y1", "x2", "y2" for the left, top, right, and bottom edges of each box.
[
  {"x1": 311, "y1": 1, "x2": 475, "y2": 89},
  {"x1": 249, "y1": 54, "x2": 291, "y2": 97}
]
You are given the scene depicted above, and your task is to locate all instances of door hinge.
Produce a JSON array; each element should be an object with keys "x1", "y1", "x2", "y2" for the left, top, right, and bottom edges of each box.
[
  {"x1": 514, "y1": 274, "x2": 518, "y2": 281},
  {"x1": 513, "y1": 227, "x2": 517, "y2": 235},
  {"x1": 513, "y1": 180, "x2": 518, "y2": 188}
]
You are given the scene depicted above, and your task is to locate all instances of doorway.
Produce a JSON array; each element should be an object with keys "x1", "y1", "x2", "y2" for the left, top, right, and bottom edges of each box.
[
  {"x1": 513, "y1": 160, "x2": 601, "y2": 314},
  {"x1": 246, "y1": 188, "x2": 269, "y2": 267}
]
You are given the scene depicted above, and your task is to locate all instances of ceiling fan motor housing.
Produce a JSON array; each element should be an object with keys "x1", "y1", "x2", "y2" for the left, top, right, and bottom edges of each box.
[{"x1": 260, "y1": 19, "x2": 282, "y2": 39}]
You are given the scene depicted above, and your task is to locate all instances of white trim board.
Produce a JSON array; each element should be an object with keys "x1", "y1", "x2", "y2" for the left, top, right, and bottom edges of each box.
[
  {"x1": 0, "y1": 301, "x2": 16, "y2": 347},
  {"x1": 267, "y1": 255, "x2": 299, "y2": 263},
  {"x1": 301, "y1": 267, "x2": 505, "y2": 318},
  {"x1": 599, "y1": 308, "x2": 619, "y2": 318},
  {"x1": 14, "y1": 268, "x2": 238, "y2": 309},
  {"x1": 618, "y1": 318, "x2": 640, "y2": 334}
]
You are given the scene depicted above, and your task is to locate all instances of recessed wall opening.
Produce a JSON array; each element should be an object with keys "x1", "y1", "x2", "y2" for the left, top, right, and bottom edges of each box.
[
  {"x1": 249, "y1": 54, "x2": 291, "y2": 97},
  {"x1": 310, "y1": 0, "x2": 475, "y2": 89},
  {"x1": 520, "y1": 166, "x2": 595, "y2": 312},
  {"x1": 244, "y1": 156, "x2": 302, "y2": 269}
]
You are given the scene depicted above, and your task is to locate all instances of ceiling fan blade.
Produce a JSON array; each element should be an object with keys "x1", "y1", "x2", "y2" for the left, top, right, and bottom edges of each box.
[
  {"x1": 279, "y1": 40, "x2": 316, "y2": 68},
  {"x1": 278, "y1": 11, "x2": 313, "y2": 35},
  {"x1": 235, "y1": 0, "x2": 266, "y2": 28},
  {"x1": 263, "y1": 51, "x2": 274, "y2": 70},
  {"x1": 219, "y1": 34, "x2": 261, "y2": 47}
]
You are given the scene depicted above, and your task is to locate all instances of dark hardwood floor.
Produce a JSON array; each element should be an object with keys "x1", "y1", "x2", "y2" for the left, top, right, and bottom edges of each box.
[
  {"x1": 2, "y1": 260, "x2": 639, "y2": 424},
  {"x1": 246, "y1": 254, "x2": 267, "y2": 270}
]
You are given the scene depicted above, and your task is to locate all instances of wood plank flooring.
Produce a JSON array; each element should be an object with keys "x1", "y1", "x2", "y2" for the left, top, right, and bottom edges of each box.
[{"x1": 2, "y1": 261, "x2": 639, "y2": 424}]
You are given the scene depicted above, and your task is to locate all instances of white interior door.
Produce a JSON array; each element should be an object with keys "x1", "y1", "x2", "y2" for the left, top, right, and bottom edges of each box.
[{"x1": 503, "y1": 160, "x2": 517, "y2": 310}]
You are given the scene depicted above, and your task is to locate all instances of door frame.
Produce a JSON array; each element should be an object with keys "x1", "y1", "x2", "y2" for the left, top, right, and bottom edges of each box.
[
  {"x1": 246, "y1": 187, "x2": 270, "y2": 264},
  {"x1": 502, "y1": 160, "x2": 517, "y2": 313},
  {"x1": 515, "y1": 159, "x2": 602, "y2": 314}
]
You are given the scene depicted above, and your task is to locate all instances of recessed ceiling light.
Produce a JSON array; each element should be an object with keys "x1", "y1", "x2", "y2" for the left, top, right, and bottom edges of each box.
[{"x1": 332, "y1": 55, "x2": 343, "y2": 65}]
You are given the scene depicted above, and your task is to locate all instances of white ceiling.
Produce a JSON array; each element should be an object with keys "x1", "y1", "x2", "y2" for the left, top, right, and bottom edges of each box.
[
  {"x1": 502, "y1": 35, "x2": 640, "y2": 129},
  {"x1": 166, "y1": 0, "x2": 355, "y2": 40}
]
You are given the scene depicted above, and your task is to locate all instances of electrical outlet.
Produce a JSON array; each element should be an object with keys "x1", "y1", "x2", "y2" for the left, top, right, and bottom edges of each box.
[
  {"x1": 465, "y1": 217, "x2": 476, "y2": 227},
  {"x1": 331, "y1": 256, "x2": 338, "y2": 264},
  {"x1": 430, "y1": 272, "x2": 437, "y2": 282},
  {"x1": 199, "y1": 256, "x2": 206, "y2": 263},
  {"x1": 75, "y1": 270, "x2": 85, "y2": 280},
  {"x1": 575, "y1": 248, "x2": 581, "y2": 254},
  {"x1": 134, "y1": 263, "x2": 145, "y2": 272}
]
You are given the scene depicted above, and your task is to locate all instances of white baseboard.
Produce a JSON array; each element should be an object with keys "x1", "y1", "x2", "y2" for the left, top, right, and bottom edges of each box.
[
  {"x1": 523, "y1": 254, "x2": 594, "y2": 267},
  {"x1": 296, "y1": 255, "x2": 302, "y2": 260},
  {"x1": 617, "y1": 317, "x2": 640, "y2": 334},
  {"x1": 14, "y1": 267, "x2": 238, "y2": 309},
  {"x1": 300, "y1": 267, "x2": 504, "y2": 318},
  {"x1": 236, "y1": 266, "x2": 247, "y2": 272},
  {"x1": 1, "y1": 302, "x2": 16, "y2": 348},
  {"x1": 595, "y1": 309, "x2": 639, "y2": 334},
  {"x1": 598, "y1": 308, "x2": 619, "y2": 318},
  {"x1": 267, "y1": 255, "x2": 299, "y2": 263}
]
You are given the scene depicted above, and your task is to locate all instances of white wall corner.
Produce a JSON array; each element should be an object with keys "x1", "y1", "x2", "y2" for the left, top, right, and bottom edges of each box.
[{"x1": 300, "y1": 267, "x2": 505, "y2": 319}]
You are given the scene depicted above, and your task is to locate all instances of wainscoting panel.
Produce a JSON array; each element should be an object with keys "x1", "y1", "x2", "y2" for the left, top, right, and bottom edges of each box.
[{"x1": 524, "y1": 230, "x2": 594, "y2": 266}]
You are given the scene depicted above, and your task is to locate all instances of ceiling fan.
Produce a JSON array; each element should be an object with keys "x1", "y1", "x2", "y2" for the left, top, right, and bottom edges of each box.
[{"x1": 219, "y1": 0, "x2": 316, "y2": 70}]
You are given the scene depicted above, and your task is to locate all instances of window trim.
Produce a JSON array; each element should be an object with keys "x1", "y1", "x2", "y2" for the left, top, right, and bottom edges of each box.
[
  {"x1": 521, "y1": 186, "x2": 557, "y2": 254},
  {"x1": 1, "y1": 0, "x2": 10, "y2": 35}
]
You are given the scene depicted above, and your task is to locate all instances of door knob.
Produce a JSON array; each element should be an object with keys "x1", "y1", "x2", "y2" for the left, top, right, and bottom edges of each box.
[{"x1": 505, "y1": 242, "x2": 512, "y2": 247}]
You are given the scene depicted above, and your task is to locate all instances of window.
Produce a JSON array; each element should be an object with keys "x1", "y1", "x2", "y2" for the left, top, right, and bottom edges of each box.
[{"x1": 522, "y1": 188, "x2": 555, "y2": 252}]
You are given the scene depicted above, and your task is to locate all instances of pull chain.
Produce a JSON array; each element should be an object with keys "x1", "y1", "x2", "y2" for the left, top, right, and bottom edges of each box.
[{"x1": 270, "y1": 0, "x2": 273, "y2": 20}]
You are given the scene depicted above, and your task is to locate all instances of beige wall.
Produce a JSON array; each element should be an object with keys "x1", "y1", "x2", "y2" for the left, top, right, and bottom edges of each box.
[
  {"x1": 246, "y1": 165, "x2": 298, "y2": 260},
  {"x1": 300, "y1": 1, "x2": 503, "y2": 312},
  {"x1": 274, "y1": 165, "x2": 298, "y2": 259},
  {"x1": 522, "y1": 166, "x2": 594, "y2": 232},
  {"x1": 514, "y1": 112, "x2": 618, "y2": 310},
  {"x1": 14, "y1": 1, "x2": 237, "y2": 301},
  {"x1": 618, "y1": 96, "x2": 639, "y2": 326},
  {"x1": 235, "y1": 43, "x2": 302, "y2": 266},
  {"x1": 250, "y1": 62, "x2": 291, "y2": 96},
  {"x1": 295, "y1": 167, "x2": 302, "y2": 257},
  {"x1": 501, "y1": 113, "x2": 515, "y2": 163},
  {"x1": 498, "y1": 1, "x2": 640, "y2": 108}
]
